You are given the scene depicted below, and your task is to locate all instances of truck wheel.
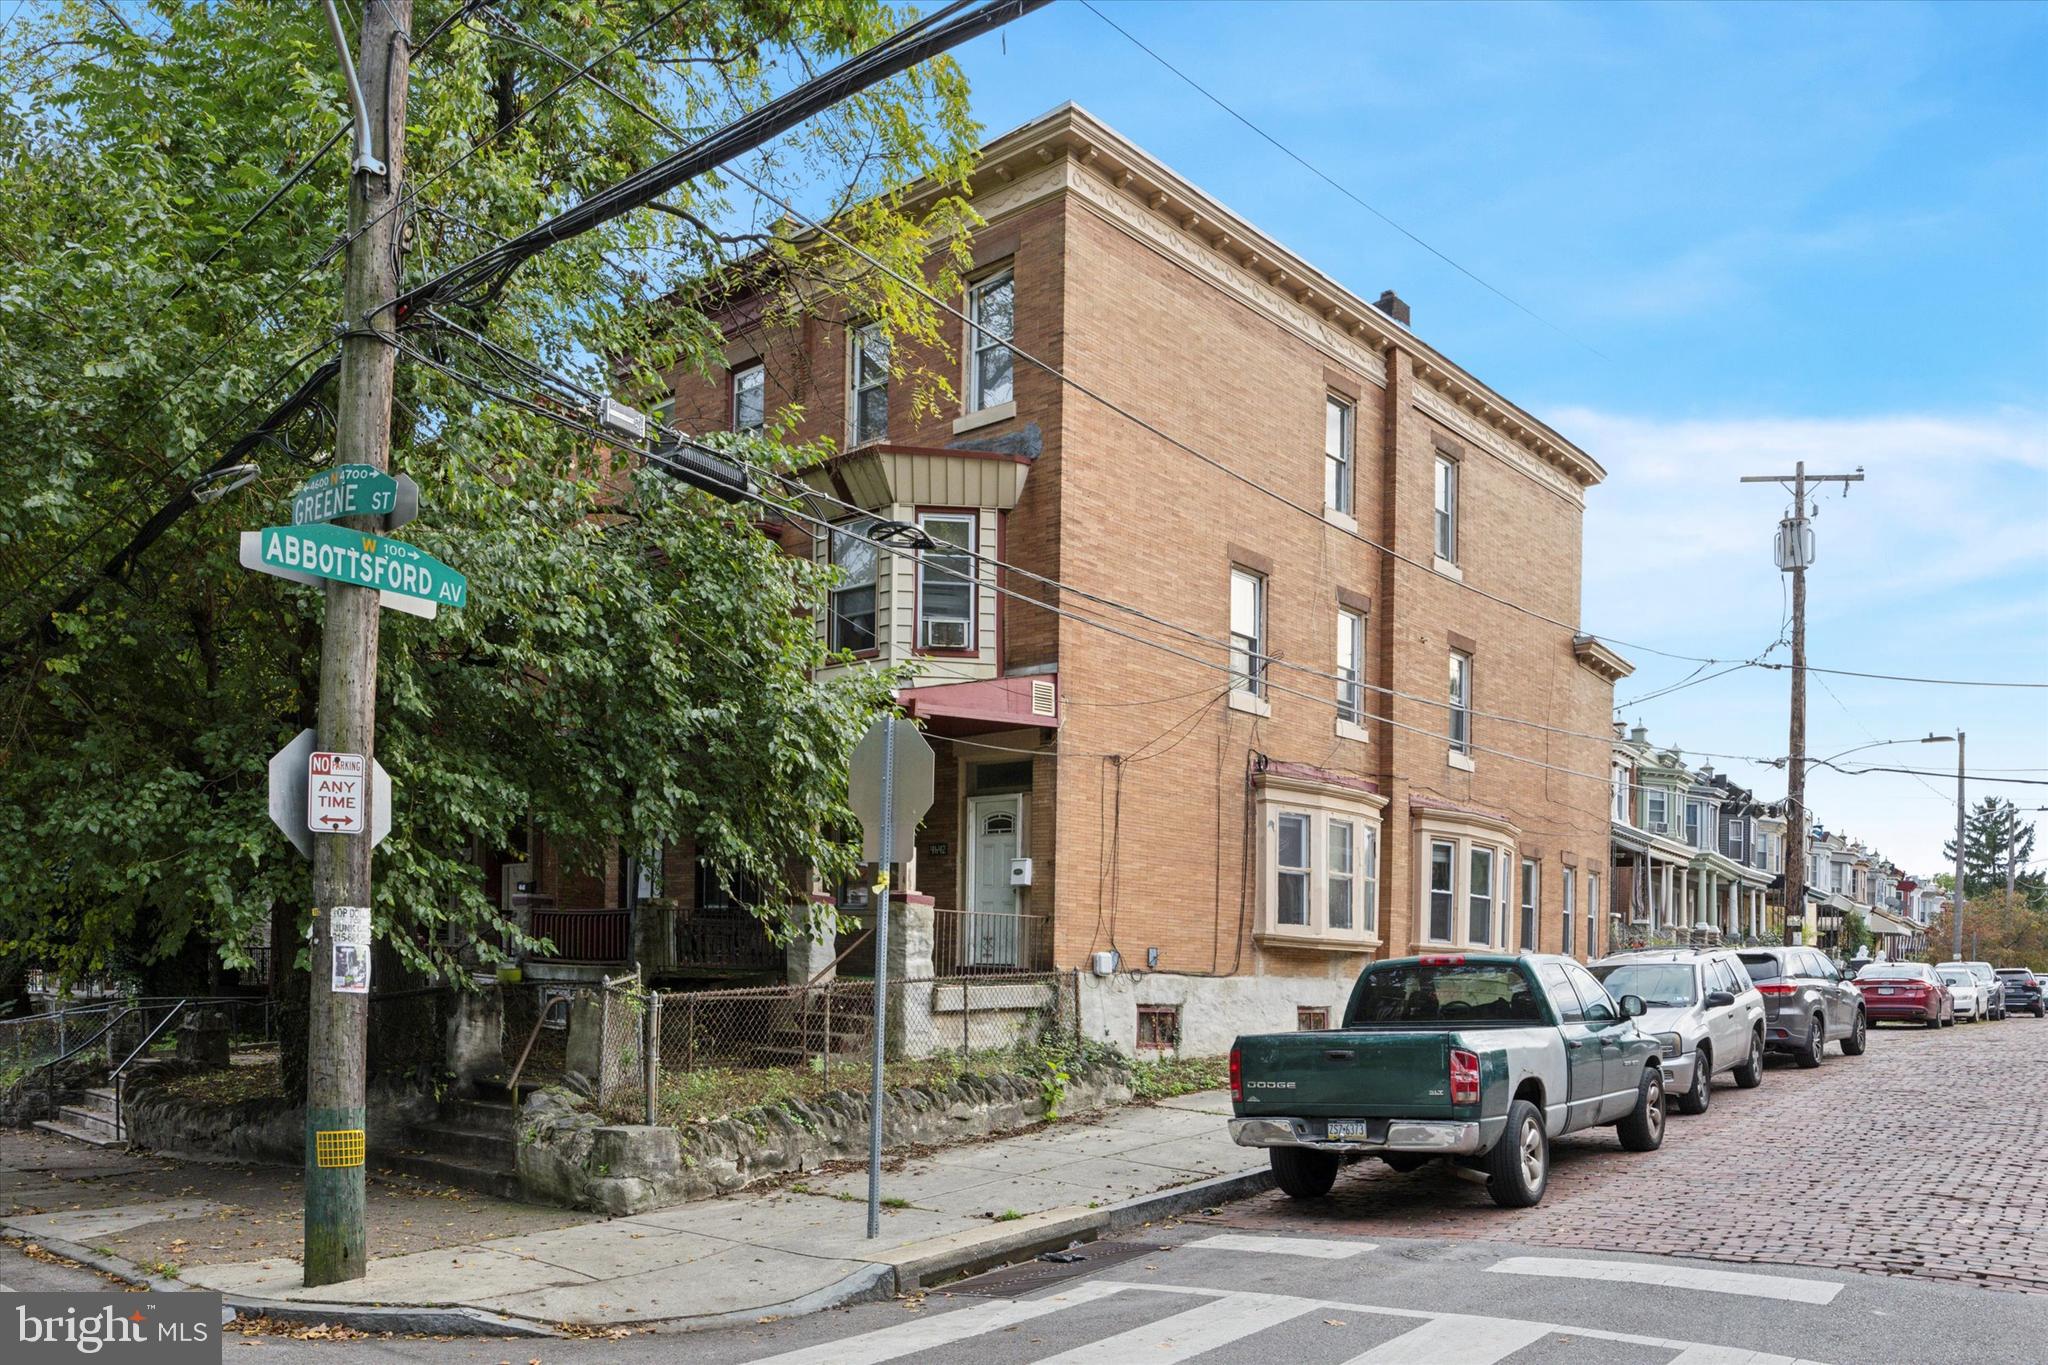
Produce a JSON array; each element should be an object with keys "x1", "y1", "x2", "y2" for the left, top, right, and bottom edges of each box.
[
  {"x1": 1795, "y1": 1015, "x2": 1826, "y2": 1068},
  {"x1": 1840, "y1": 1010, "x2": 1868, "y2": 1056},
  {"x1": 1484, "y1": 1100, "x2": 1547, "y2": 1208},
  {"x1": 1381, "y1": 1153, "x2": 1430, "y2": 1174},
  {"x1": 1732, "y1": 1031, "x2": 1764, "y2": 1089},
  {"x1": 1617, "y1": 1068, "x2": 1666, "y2": 1152},
  {"x1": 1269, "y1": 1147, "x2": 1340, "y2": 1199},
  {"x1": 1675, "y1": 1046, "x2": 1711, "y2": 1115}
]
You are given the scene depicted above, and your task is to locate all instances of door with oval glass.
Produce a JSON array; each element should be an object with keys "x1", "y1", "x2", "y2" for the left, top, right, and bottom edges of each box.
[{"x1": 965, "y1": 794, "x2": 1024, "y2": 967}]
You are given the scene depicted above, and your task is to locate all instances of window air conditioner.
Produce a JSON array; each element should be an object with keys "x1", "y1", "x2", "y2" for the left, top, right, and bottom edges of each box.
[{"x1": 925, "y1": 619, "x2": 969, "y2": 650}]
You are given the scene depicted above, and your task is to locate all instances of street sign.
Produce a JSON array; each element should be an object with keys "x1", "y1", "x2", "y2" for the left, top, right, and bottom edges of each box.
[
  {"x1": 253, "y1": 523, "x2": 467, "y2": 610},
  {"x1": 292, "y1": 464, "x2": 399, "y2": 525},
  {"x1": 240, "y1": 532, "x2": 436, "y2": 618},
  {"x1": 850, "y1": 717, "x2": 934, "y2": 864},
  {"x1": 268, "y1": 729, "x2": 393, "y2": 859},
  {"x1": 309, "y1": 750, "x2": 368, "y2": 834}
]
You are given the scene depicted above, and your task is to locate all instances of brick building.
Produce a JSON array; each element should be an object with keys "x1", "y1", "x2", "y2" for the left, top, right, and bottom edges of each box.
[{"x1": 636, "y1": 104, "x2": 1629, "y2": 1049}]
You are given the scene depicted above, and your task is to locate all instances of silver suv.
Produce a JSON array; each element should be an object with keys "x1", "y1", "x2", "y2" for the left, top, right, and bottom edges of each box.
[{"x1": 1590, "y1": 949, "x2": 1768, "y2": 1114}]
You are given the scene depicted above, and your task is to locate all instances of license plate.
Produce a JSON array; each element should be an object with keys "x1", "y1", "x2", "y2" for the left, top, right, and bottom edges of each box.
[
  {"x1": 1877, "y1": 987, "x2": 1896, "y2": 995},
  {"x1": 1326, "y1": 1120, "x2": 1373, "y2": 1140}
]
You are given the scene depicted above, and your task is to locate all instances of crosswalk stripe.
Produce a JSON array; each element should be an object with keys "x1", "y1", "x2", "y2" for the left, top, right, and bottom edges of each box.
[
  {"x1": 1663, "y1": 1347, "x2": 1824, "y2": 1364},
  {"x1": 1035, "y1": 1291, "x2": 1321, "y2": 1363},
  {"x1": 1486, "y1": 1255, "x2": 1844, "y2": 1305},
  {"x1": 1339, "y1": 1314, "x2": 1556, "y2": 1364},
  {"x1": 1182, "y1": 1233, "x2": 1374, "y2": 1259},
  {"x1": 745, "y1": 1280, "x2": 1128, "y2": 1364}
]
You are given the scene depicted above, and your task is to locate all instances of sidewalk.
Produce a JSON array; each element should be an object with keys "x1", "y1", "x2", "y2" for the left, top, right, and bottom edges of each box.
[{"x1": 5, "y1": 1090, "x2": 1261, "y2": 1332}]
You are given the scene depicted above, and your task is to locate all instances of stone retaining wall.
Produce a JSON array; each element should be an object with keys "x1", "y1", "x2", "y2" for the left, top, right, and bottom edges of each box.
[
  {"x1": 123, "y1": 1069, "x2": 435, "y2": 1166},
  {"x1": 517, "y1": 1060, "x2": 1132, "y2": 1216}
]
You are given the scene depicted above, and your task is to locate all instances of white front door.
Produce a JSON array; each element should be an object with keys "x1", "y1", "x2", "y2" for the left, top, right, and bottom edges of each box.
[{"x1": 965, "y1": 794, "x2": 1023, "y2": 967}]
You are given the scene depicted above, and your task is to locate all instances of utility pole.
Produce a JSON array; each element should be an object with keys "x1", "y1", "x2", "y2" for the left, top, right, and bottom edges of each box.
[
  {"x1": 1954, "y1": 731, "x2": 1967, "y2": 961},
  {"x1": 1741, "y1": 460, "x2": 1863, "y2": 946},
  {"x1": 306, "y1": 0, "x2": 409, "y2": 1288}
]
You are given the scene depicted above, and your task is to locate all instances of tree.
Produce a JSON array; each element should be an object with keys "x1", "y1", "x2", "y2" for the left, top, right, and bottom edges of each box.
[
  {"x1": 1943, "y1": 797, "x2": 2043, "y2": 904},
  {"x1": 1923, "y1": 890, "x2": 2048, "y2": 972},
  {"x1": 0, "y1": 3, "x2": 979, "y2": 997}
]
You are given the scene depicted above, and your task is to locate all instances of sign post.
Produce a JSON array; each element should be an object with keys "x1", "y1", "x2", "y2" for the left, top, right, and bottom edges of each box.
[{"x1": 848, "y1": 717, "x2": 934, "y2": 1238}]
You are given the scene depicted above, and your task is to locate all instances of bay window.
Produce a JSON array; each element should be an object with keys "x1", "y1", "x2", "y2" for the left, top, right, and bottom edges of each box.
[
  {"x1": 1255, "y1": 772, "x2": 1384, "y2": 948},
  {"x1": 1428, "y1": 841, "x2": 1456, "y2": 941},
  {"x1": 1276, "y1": 813, "x2": 1310, "y2": 926},
  {"x1": 1468, "y1": 846, "x2": 1495, "y2": 945}
]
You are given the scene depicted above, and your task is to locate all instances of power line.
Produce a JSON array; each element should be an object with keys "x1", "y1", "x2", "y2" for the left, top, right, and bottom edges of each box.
[
  {"x1": 1754, "y1": 661, "x2": 2047, "y2": 690},
  {"x1": 1077, "y1": 0, "x2": 1606, "y2": 362}
]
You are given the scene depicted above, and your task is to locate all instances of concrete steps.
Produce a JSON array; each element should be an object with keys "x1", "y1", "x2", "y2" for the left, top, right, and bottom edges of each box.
[
  {"x1": 379, "y1": 1147, "x2": 523, "y2": 1202},
  {"x1": 388, "y1": 1083, "x2": 527, "y2": 1201},
  {"x1": 32, "y1": 1085, "x2": 125, "y2": 1148}
]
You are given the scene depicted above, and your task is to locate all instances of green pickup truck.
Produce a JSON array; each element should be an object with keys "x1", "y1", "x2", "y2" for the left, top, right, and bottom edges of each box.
[{"x1": 1228, "y1": 952, "x2": 1668, "y2": 1208}]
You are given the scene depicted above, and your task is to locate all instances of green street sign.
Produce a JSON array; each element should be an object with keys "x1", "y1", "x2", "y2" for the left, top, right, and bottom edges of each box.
[
  {"x1": 291, "y1": 464, "x2": 402, "y2": 526},
  {"x1": 256, "y1": 523, "x2": 468, "y2": 609}
]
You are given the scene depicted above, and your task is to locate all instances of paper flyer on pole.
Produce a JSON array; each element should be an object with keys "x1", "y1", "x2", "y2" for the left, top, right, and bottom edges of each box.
[{"x1": 330, "y1": 904, "x2": 371, "y2": 994}]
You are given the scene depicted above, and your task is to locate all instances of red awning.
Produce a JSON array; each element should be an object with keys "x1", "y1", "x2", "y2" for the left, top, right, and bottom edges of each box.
[{"x1": 899, "y1": 673, "x2": 1058, "y2": 734}]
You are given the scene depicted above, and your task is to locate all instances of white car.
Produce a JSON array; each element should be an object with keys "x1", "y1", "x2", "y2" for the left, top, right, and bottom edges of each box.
[
  {"x1": 1590, "y1": 949, "x2": 1768, "y2": 1115},
  {"x1": 1937, "y1": 968, "x2": 1985, "y2": 1021}
]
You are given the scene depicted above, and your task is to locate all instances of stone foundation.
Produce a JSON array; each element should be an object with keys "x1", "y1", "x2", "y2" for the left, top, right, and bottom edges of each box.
[
  {"x1": 516, "y1": 1059, "x2": 1132, "y2": 1216},
  {"x1": 123, "y1": 1069, "x2": 436, "y2": 1166}
]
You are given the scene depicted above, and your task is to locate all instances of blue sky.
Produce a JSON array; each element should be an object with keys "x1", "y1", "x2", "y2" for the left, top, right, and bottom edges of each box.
[{"x1": 943, "y1": 0, "x2": 2048, "y2": 875}]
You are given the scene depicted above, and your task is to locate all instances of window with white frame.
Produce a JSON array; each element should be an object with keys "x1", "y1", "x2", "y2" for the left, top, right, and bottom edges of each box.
[
  {"x1": 1520, "y1": 858, "x2": 1539, "y2": 951},
  {"x1": 1612, "y1": 762, "x2": 1631, "y2": 822},
  {"x1": 1230, "y1": 568, "x2": 1266, "y2": 697},
  {"x1": 1467, "y1": 846, "x2": 1496, "y2": 945},
  {"x1": 1427, "y1": 841, "x2": 1457, "y2": 941},
  {"x1": 1562, "y1": 866, "x2": 1577, "y2": 956},
  {"x1": 732, "y1": 362, "x2": 765, "y2": 435},
  {"x1": 1324, "y1": 396, "x2": 1353, "y2": 515},
  {"x1": 1276, "y1": 812, "x2": 1310, "y2": 926},
  {"x1": 827, "y1": 517, "x2": 878, "y2": 652},
  {"x1": 966, "y1": 269, "x2": 1014, "y2": 411},
  {"x1": 1685, "y1": 800, "x2": 1706, "y2": 847},
  {"x1": 1448, "y1": 649, "x2": 1473, "y2": 753},
  {"x1": 1433, "y1": 455, "x2": 1458, "y2": 562},
  {"x1": 1587, "y1": 872, "x2": 1602, "y2": 957},
  {"x1": 916, "y1": 513, "x2": 975, "y2": 651},
  {"x1": 1257, "y1": 778, "x2": 1384, "y2": 946},
  {"x1": 1645, "y1": 788, "x2": 1670, "y2": 833},
  {"x1": 850, "y1": 322, "x2": 888, "y2": 444},
  {"x1": 1336, "y1": 608, "x2": 1365, "y2": 724}
]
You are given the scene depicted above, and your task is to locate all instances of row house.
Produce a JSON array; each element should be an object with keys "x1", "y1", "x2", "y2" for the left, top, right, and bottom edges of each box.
[
  {"x1": 1608, "y1": 724, "x2": 1772, "y2": 944},
  {"x1": 642, "y1": 104, "x2": 1624, "y2": 1051}
]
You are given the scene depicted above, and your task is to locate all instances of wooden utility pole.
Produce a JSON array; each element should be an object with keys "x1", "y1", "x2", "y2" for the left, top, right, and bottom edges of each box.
[
  {"x1": 1740, "y1": 460, "x2": 1863, "y2": 947},
  {"x1": 306, "y1": 0, "x2": 410, "y2": 1288},
  {"x1": 1953, "y1": 731, "x2": 1967, "y2": 961}
]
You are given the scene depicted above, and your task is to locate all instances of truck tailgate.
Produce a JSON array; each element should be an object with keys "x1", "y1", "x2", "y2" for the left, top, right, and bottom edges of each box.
[{"x1": 1236, "y1": 1030, "x2": 1455, "y2": 1118}]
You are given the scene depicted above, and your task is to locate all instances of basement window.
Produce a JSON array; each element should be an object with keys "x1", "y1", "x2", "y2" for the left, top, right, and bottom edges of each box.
[
  {"x1": 1296, "y1": 1006, "x2": 1330, "y2": 1032},
  {"x1": 1136, "y1": 1004, "x2": 1181, "y2": 1052}
]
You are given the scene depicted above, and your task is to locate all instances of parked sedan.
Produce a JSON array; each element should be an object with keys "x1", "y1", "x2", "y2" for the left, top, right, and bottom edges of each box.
[
  {"x1": 1853, "y1": 962, "x2": 1953, "y2": 1028},
  {"x1": 1996, "y1": 968, "x2": 2045, "y2": 1018},
  {"x1": 1738, "y1": 947, "x2": 1867, "y2": 1066},
  {"x1": 1938, "y1": 961, "x2": 2007, "y2": 1021},
  {"x1": 1938, "y1": 967, "x2": 1986, "y2": 1022},
  {"x1": 1591, "y1": 948, "x2": 1766, "y2": 1114}
]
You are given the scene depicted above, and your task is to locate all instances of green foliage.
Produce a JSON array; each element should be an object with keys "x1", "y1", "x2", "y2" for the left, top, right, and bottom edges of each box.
[
  {"x1": 0, "y1": 3, "x2": 980, "y2": 988},
  {"x1": 1943, "y1": 798, "x2": 2045, "y2": 905},
  {"x1": 1037, "y1": 1052, "x2": 1069, "y2": 1120},
  {"x1": 1127, "y1": 1053, "x2": 1229, "y2": 1101}
]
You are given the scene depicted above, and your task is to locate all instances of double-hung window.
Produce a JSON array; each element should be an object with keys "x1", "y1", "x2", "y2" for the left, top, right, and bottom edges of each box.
[
  {"x1": 1360, "y1": 825, "x2": 1379, "y2": 933},
  {"x1": 1433, "y1": 455, "x2": 1458, "y2": 562},
  {"x1": 1520, "y1": 858, "x2": 1539, "y2": 951},
  {"x1": 1448, "y1": 650, "x2": 1473, "y2": 753},
  {"x1": 1427, "y1": 840, "x2": 1457, "y2": 941},
  {"x1": 1645, "y1": 789, "x2": 1669, "y2": 833},
  {"x1": 1685, "y1": 801, "x2": 1705, "y2": 847},
  {"x1": 732, "y1": 363, "x2": 765, "y2": 435},
  {"x1": 1467, "y1": 846, "x2": 1495, "y2": 945},
  {"x1": 1327, "y1": 821, "x2": 1354, "y2": 931},
  {"x1": 1324, "y1": 396, "x2": 1353, "y2": 515},
  {"x1": 1276, "y1": 813, "x2": 1311, "y2": 926},
  {"x1": 1336, "y1": 608, "x2": 1365, "y2": 724},
  {"x1": 967, "y1": 270, "x2": 1015, "y2": 411},
  {"x1": 1586, "y1": 872, "x2": 1602, "y2": 956},
  {"x1": 1562, "y1": 867, "x2": 1577, "y2": 956},
  {"x1": 1230, "y1": 568, "x2": 1266, "y2": 698},
  {"x1": 850, "y1": 322, "x2": 888, "y2": 444},
  {"x1": 828, "y1": 517, "x2": 879, "y2": 652},
  {"x1": 916, "y1": 513, "x2": 975, "y2": 651}
]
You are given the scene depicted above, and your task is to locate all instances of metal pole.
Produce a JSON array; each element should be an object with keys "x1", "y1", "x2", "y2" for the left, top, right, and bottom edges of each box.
[
  {"x1": 1954, "y1": 732, "x2": 1967, "y2": 960},
  {"x1": 305, "y1": 0, "x2": 409, "y2": 1289},
  {"x1": 866, "y1": 724, "x2": 895, "y2": 1239},
  {"x1": 643, "y1": 994, "x2": 660, "y2": 1127}
]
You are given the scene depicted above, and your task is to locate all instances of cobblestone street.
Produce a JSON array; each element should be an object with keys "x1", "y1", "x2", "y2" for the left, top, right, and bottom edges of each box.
[{"x1": 1216, "y1": 1015, "x2": 2048, "y2": 1294}]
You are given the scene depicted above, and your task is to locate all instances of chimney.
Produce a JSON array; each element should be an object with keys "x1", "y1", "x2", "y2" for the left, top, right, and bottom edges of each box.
[{"x1": 1373, "y1": 289, "x2": 1410, "y2": 326}]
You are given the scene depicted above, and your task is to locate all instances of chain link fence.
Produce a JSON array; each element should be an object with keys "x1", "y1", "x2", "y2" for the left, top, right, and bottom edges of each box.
[{"x1": 593, "y1": 972, "x2": 1081, "y2": 1126}]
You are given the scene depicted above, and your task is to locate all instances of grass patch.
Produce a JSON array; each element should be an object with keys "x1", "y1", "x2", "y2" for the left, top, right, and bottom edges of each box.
[
  {"x1": 1127, "y1": 1053, "x2": 1228, "y2": 1101},
  {"x1": 993, "y1": 1209, "x2": 1024, "y2": 1222}
]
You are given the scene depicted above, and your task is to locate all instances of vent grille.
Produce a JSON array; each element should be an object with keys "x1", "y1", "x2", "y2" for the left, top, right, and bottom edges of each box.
[{"x1": 1030, "y1": 678, "x2": 1056, "y2": 717}]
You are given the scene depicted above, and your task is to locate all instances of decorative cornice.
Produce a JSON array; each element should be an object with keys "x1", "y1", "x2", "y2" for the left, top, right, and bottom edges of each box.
[{"x1": 1573, "y1": 634, "x2": 1635, "y2": 684}]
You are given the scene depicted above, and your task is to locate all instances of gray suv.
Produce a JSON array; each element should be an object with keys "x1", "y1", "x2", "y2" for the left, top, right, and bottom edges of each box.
[
  {"x1": 1737, "y1": 947, "x2": 1867, "y2": 1067},
  {"x1": 1591, "y1": 949, "x2": 1768, "y2": 1115}
]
